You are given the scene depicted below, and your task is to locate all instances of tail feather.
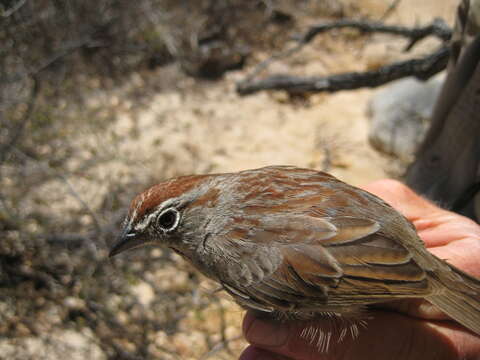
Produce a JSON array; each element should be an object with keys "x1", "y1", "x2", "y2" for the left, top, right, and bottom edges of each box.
[{"x1": 427, "y1": 261, "x2": 480, "y2": 335}]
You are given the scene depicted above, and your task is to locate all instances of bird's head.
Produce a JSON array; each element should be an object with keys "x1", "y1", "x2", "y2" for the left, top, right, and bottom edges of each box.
[{"x1": 109, "y1": 174, "x2": 218, "y2": 258}]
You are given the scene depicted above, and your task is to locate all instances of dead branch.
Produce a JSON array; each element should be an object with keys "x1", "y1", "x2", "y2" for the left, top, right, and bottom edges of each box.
[
  {"x1": 297, "y1": 18, "x2": 451, "y2": 47},
  {"x1": 237, "y1": 46, "x2": 448, "y2": 95},
  {"x1": 237, "y1": 18, "x2": 452, "y2": 96}
]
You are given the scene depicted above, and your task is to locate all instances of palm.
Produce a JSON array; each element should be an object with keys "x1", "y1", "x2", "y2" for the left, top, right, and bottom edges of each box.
[{"x1": 240, "y1": 180, "x2": 480, "y2": 360}]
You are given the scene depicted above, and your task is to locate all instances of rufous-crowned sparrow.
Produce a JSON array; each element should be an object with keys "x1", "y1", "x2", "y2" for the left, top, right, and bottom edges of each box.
[{"x1": 109, "y1": 166, "x2": 480, "y2": 335}]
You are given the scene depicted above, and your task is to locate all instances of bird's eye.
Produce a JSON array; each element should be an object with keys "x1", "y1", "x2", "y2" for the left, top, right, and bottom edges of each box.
[{"x1": 156, "y1": 207, "x2": 180, "y2": 232}]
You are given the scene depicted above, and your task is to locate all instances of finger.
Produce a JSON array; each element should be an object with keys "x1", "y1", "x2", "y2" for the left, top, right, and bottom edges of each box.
[
  {"x1": 239, "y1": 345, "x2": 292, "y2": 360},
  {"x1": 378, "y1": 299, "x2": 449, "y2": 321},
  {"x1": 415, "y1": 215, "x2": 480, "y2": 249},
  {"x1": 242, "y1": 310, "x2": 480, "y2": 360}
]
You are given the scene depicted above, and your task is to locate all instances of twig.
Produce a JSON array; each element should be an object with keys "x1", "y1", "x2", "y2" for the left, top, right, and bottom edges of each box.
[
  {"x1": 380, "y1": 0, "x2": 402, "y2": 21},
  {"x1": 154, "y1": 344, "x2": 183, "y2": 360},
  {"x1": 4, "y1": 34, "x2": 101, "y2": 86},
  {"x1": 242, "y1": 42, "x2": 304, "y2": 83},
  {"x1": 201, "y1": 335, "x2": 242, "y2": 360},
  {"x1": 31, "y1": 37, "x2": 97, "y2": 76},
  {"x1": 321, "y1": 146, "x2": 332, "y2": 172},
  {"x1": 0, "y1": 78, "x2": 40, "y2": 164},
  {"x1": 200, "y1": 296, "x2": 238, "y2": 360},
  {"x1": 0, "y1": 191, "x2": 21, "y2": 230},
  {"x1": 1, "y1": 0, "x2": 27, "y2": 17},
  {"x1": 45, "y1": 233, "x2": 89, "y2": 248},
  {"x1": 44, "y1": 209, "x2": 125, "y2": 250},
  {"x1": 217, "y1": 298, "x2": 231, "y2": 355},
  {"x1": 11, "y1": 148, "x2": 102, "y2": 233}
]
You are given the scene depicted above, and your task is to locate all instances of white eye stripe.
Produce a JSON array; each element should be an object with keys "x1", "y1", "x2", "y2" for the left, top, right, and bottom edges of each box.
[
  {"x1": 134, "y1": 206, "x2": 180, "y2": 232},
  {"x1": 135, "y1": 208, "x2": 162, "y2": 231}
]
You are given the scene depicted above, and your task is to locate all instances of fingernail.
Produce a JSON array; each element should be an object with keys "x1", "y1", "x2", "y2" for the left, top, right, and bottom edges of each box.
[{"x1": 244, "y1": 316, "x2": 289, "y2": 347}]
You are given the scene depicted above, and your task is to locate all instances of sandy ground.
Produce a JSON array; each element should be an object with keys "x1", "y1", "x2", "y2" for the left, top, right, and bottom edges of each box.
[{"x1": 92, "y1": 0, "x2": 457, "y2": 189}]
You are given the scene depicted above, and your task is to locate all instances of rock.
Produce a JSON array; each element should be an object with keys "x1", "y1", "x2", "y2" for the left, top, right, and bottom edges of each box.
[{"x1": 367, "y1": 73, "x2": 445, "y2": 164}]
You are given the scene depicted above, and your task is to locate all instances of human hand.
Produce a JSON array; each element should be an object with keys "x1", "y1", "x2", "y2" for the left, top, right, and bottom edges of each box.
[{"x1": 240, "y1": 180, "x2": 480, "y2": 360}]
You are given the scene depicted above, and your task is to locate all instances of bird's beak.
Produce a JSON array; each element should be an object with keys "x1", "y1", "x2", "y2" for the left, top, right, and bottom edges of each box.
[{"x1": 109, "y1": 227, "x2": 149, "y2": 258}]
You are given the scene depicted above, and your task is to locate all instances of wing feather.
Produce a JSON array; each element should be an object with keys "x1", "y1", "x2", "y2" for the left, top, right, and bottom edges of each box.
[{"x1": 216, "y1": 214, "x2": 429, "y2": 313}]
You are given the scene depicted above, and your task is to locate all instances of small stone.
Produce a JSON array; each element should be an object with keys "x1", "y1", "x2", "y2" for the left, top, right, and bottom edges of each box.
[
  {"x1": 64, "y1": 297, "x2": 85, "y2": 309},
  {"x1": 130, "y1": 281, "x2": 155, "y2": 306},
  {"x1": 154, "y1": 330, "x2": 169, "y2": 347},
  {"x1": 151, "y1": 248, "x2": 163, "y2": 257}
]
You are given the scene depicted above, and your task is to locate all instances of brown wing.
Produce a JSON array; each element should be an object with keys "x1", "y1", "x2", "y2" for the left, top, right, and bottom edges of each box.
[{"x1": 219, "y1": 214, "x2": 430, "y2": 313}]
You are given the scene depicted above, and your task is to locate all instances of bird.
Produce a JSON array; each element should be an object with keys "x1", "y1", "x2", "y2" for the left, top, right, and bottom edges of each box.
[{"x1": 109, "y1": 165, "x2": 480, "y2": 335}]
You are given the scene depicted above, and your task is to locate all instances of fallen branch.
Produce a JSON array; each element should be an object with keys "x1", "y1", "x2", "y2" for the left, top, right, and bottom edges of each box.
[
  {"x1": 237, "y1": 18, "x2": 452, "y2": 95},
  {"x1": 297, "y1": 18, "x2": 451, "y2": 47},
  {"x1": 238, "y1": 46, "x2": 449, "y2": 95}
]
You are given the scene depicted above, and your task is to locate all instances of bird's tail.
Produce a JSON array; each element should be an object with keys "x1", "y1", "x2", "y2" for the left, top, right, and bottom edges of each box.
[{"x1": 427, "y1": 259, "x2": 480, "y2": 335}]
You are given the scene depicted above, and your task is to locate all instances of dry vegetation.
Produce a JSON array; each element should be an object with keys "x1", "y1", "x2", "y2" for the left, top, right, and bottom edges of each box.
[{"x1": 0, "y1": 0, "x2": 457, "y2": 359}]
